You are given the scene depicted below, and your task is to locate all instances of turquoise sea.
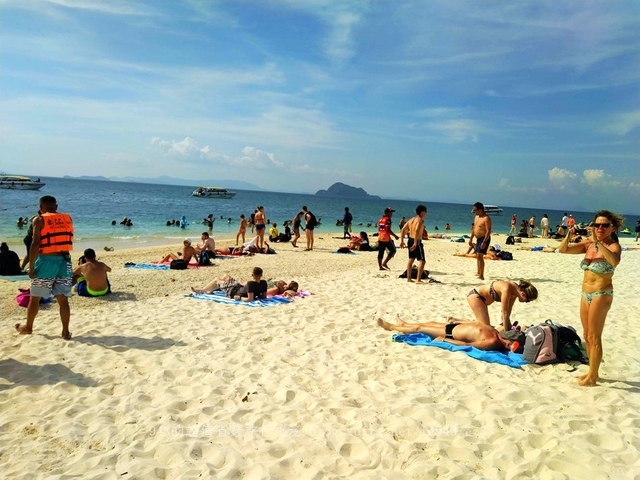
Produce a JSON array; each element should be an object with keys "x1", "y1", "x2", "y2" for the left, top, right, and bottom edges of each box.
[{"x1": 0, "y1": 177, "x2": 631, "y2": 253}]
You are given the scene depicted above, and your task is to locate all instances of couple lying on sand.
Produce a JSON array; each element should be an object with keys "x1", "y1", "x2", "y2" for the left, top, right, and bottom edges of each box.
[{"x1": 191, "y1": 267, "x2": 298, "y2": 302}]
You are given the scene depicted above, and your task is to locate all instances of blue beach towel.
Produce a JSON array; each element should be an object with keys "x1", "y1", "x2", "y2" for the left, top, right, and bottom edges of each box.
[
  {"x1": 392, "y1": 333, "x2": 527, "y2": 369},
  {"x1": 125, "y1": 264, "x2": 170, "y2": 270},
  {"x1": 188, "y1": 291, "x2": 292, "y2": 307},
  {"x1": 0, "y1": 274, "x2": 30, "y2": 282}
]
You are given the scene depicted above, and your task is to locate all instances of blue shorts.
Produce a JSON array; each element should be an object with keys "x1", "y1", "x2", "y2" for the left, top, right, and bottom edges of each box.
[
  {"x1": 475, "y1": 236, "x2": 491, "y2": 254},
  {"x1": 30, "y1": 254, "x2": 73, "y2": 298}
]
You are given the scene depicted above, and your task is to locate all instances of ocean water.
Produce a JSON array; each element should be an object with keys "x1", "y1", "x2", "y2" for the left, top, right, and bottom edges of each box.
[{"x1": 0, "y1": 176, "x2": 617, "y2": 252}]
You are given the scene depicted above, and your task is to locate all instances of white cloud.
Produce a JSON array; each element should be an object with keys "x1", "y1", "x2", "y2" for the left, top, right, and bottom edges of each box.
[
  {"x1": 603, "y1": 110, "x2": 640, "y2": 136},
  {"x1": 548, "y1": 167, "x2": 579, "y2": 193},
  {"x1": 581, "y1": 169, "x2": 621, "y2": 189}
]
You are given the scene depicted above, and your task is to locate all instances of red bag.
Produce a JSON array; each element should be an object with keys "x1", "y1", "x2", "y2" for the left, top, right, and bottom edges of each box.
[{"x1": 16, "y1": 288, "x2": 30, "y2": 308}]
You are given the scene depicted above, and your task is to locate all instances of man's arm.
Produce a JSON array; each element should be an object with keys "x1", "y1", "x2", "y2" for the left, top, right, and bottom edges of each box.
[{"x1": 28, "y1": 216, "x2": 44, "y2": 278}]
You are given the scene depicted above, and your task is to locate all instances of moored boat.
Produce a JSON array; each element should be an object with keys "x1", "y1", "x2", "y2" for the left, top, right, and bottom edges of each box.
[
  {"x1": 471, "y1": 204, "x2": 503, "y2": 214},
  {"x1": 0, "y1": 175, "x2": 46, "y2": 190},
  {"x1": 192, "y1": 186, "x2": 236, "y2": 199}
]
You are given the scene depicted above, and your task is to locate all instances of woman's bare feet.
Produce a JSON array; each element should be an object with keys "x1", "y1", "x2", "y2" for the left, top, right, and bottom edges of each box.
[
  {"x1": 377, "y1": 318, "x2": 395, "y2": 331},
  {"x1": 578, "y1": 372, "x2": 598, "y2": 386},
  {"x1": 15, "y1": 323, "x2": 32, "y2": 335},
  {"x1": 62, "y1": 330, "x2": 72, "y2": 340}
]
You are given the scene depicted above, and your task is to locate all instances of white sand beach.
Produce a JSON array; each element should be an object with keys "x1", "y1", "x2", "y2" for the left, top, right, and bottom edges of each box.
[{"x1": 1, "y1": 234, "x2": 639, "y2": 479}]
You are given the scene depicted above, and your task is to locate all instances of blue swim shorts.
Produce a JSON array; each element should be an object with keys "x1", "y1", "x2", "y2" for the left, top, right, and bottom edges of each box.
[
  {"x1": 475, "y1": 236, "x2": 491, "y2": 255},
  {"x1": 30, "y1": 254, "x2": 73, "y2": 298}
]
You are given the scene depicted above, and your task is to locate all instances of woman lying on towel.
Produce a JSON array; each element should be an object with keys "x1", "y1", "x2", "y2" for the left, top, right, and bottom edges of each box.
[
  {"x1": 266, "y1": 280, "x2": 299, "y2": 298},
  {"x1": 191, "y1": 267, "x2": 268, "y2": 301}
]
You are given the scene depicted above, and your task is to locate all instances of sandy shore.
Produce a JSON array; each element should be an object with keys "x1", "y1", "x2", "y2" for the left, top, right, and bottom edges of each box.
[{"x1": 1, "y1": 233, "x2": 639, "y2": 479}]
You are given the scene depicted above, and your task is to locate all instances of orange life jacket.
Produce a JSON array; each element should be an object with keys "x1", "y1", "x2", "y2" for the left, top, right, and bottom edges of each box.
[
  {"x1": 378, "y1": 215, "x2": 391, "y2": 242},
  {"x1": 39, "y1": 212, "x2": 74, "y2": 254}
]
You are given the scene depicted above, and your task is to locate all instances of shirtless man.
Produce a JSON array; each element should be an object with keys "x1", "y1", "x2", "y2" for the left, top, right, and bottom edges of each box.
[
  {"x1": 161, "y1": 239, "x2": 196, "y2": 263},
  {"x1": 254, "y1": 206, "x2": 266, "y2": 250},
  {"x1": 195, "y1": 232, "x2": 216, "y2": 255},
  {"x1": 377, "y1": 317, "x2": 524, "y2": 352},
  {"x1": 469, "y1": 202, "x2": 492, "y2": 280},
  {"x1": 72, "y1": 248, "x2": 112, "y2": 297},
  {"x1": 400, "y1": 205, "x2": 428, "y2": 283}
]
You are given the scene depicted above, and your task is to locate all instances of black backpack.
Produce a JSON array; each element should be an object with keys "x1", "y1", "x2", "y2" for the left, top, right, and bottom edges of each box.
[
  {"x1": 306, "y1": 212, "x2": 317, "y2": 228},
  {"x1": 399, "y1": 266, "x2": 429, "y2": 279},
  {"x1": 506, "y1": 235, "x2": 515, "y2": 245},
  {"x1": 170, "y1": 259, "x2": 188, "y2": 270},
  {"x1": 198, "y1": 251, "x2": 214, "y2": 266}
]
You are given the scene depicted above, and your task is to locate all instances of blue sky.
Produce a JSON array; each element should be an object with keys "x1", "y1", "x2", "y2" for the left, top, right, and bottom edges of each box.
[{"x1": 1, "y1": 0, "x2": 639, "y2": 214}]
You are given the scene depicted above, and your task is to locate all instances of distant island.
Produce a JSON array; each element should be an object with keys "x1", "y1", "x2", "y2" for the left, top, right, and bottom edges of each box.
[{"x1": 315, "y1": 182, "x2": 381, "y2": 199}]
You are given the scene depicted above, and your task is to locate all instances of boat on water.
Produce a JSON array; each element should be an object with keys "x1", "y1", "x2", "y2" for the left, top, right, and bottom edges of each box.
[
  {"x1": 191, "y1": 186, "x2": 236, "y2": 199},
  {"x1": 0, "y1": 175, "x2": 46, "y2": 190},
  {"x1": 471, "y1": 205, "x2": 503, "y2": 215}
]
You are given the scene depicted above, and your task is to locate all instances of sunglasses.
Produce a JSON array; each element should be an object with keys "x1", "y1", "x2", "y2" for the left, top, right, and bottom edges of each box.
[{"x1": 593, "y1": 223, "x2": 611, "y2": 229}]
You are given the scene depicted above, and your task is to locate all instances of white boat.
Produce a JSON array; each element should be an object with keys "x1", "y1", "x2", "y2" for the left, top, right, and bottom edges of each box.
[
  {"x1": 0, "y1": 175, "x2": 46, "y2": 190},
  {"x1": 471, "y1": 204, "x2": 503, "y2": 214},
  {"x1": 191, "y1": 186, "x2": 236, "y2": 199}
]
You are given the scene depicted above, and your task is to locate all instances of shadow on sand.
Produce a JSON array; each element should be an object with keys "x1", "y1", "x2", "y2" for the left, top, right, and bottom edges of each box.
[{"x1": 0, "y1": 358, "x2": 96, "y2": 391}]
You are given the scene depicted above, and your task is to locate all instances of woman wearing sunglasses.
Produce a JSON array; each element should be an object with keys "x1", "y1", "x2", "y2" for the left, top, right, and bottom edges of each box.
[{"x1": 558, "y1": 210, "x2": 624, "y2": 386}]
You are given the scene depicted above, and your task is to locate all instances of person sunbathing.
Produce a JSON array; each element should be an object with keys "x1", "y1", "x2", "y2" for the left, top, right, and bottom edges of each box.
[
  {"x1": 191, "y1": 267, "x2": 268, "y2": 301},
  {"x1": 454, "y1": 246, "x2": 501, "y2": 260},
  {"x1": 377, "y1": 316, "x2": 524, "y2": 352},
  {"x1": 215, "y1": 245, "x2": 245, "y2": 255},
  {"x1": 266, "y1": 280, "x2": 299, "y2": 297}
]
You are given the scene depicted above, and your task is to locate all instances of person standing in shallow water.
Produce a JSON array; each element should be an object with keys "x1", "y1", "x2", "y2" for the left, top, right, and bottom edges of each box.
[
  {"x1": 15, "y1": 195, "x2": 74, "y2": 340},
  {"x1": 558, "y1": 210, "x2": 623, "y2": 387}
]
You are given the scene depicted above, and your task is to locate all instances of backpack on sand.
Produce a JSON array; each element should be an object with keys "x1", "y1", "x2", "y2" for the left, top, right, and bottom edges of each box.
[
  {"x1": 523, "y1": 319, "x2": 587, "y2": 365},
  {"x1": 170, "y1": 259, "x2": 188, "y2": 270}
]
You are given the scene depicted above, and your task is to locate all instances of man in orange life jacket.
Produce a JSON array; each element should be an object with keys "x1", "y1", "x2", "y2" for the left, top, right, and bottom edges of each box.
[
  {"x1": 15, "y1": 195, "x2": 74, "y2": 340},
  {"x1": 377, "y1": 207, "x2": 399, "y2": 271}
]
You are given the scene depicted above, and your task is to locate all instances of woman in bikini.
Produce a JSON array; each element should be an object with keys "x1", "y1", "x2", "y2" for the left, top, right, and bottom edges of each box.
[
  {"x1": 462, "y1": 279, "x2": 538, "y2": 331},
  {"x1": 558, "y1": 210, "x2": 623, "y2": 386},
  {"x1": 291, "y1": 212, "x2": 303, "y2": 248}
]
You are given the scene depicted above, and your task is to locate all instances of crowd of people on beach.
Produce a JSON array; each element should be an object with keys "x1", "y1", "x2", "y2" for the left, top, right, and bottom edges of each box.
[{"x1": 8, "y1": 195, "x2": 630, "y2": 386}]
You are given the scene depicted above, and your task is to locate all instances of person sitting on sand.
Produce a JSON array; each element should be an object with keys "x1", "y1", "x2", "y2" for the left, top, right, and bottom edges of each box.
[
  {"x1": 72, "y1": 248, "x2": 112, "y2": 297},
  {"x1": 195, "y1": 232, "x2": 216, "y2": 256},
  {"x1": 161, "y1": 239, "x2": 196, "y2": 263},
  {"x1": 0, "y1": 242, "x2": 24, "y2": 276},
  {"x1": 457, "y1": 280, "x2": 538, "y2": 331},
  {"x1": 266, "y1": 280, "x2": 299, "y2": 297},
  {"x1": 191, "y1": 267, "x2": 268, "y2": 301},
  {"x1": 377, "y1": 316, "x2": 525, "y2": 352}
]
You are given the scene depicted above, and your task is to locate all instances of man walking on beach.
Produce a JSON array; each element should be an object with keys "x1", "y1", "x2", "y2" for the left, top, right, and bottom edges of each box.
[
  {"x1": 469, "y1": 202, "x2": 492, "y2": 280},
  {"x1": 561, "y1": 213, "x2": 569, "y2": 236},
  {"x1": 377, "y1": 207, "x2": 399, "y2": 270},
  {"x1": 342, "y1": 207, "x2": 353, "y2": 239},
  {"x1": 403, "y1": 205, "x2": 428, "y2": 283},
  {"x1": 509, "y1": 214, "x2": 517, "y2": 235},
  {"x1": 15, "y1": 195, "x2": 74, "y2": 339}
]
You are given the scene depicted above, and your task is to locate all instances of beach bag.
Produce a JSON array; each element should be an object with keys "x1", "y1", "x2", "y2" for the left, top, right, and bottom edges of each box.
[
  {"x1": 16, "y1": 289, "x2": 31, "y2": 307},
  {"x1": 506, "y1": 235, "x2": 515, "y2": 245},
  {"x1": 497, "y1": 251, "x2": 513, "y2": 260},
  {"x1": 523, "y1": 320, "x2": 558, "y2": 364},
  {"x1": 15, "y1": 288, "x2": 52, "y2": 308},
  {"x1": 556, "y1": 324, "x2": 588, "y2": 363},
  {"x1": 198, "y1": 251, "x2": 213, "y2": 266},
  {"x1": 170, "y1": 259, "x2": 188, "y2": 270}
]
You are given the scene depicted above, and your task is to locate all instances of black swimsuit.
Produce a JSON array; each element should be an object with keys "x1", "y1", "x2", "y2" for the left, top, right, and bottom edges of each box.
[{"x1": 445, "y1": 323, "x2": 459, "y2": 339}]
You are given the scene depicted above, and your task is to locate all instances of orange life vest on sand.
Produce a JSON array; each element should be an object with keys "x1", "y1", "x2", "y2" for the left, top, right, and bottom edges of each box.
[
  {"x1": 39, "y1": 212, "x2": 74, "y2": 254},
  {"x1": 378, "y1": 215, "x2": 391, "y2": 242}
]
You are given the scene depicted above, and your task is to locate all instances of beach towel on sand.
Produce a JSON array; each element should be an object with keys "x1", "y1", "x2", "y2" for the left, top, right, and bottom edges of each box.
[
  {"x1": 0, "y1": 274, "x2": 30, "y2": 282},
  {"x1": 392, "y1": 333, "x2": 527, "y2": 369},
  {"x1": 188, "y1": 290, "x2": 311, "y2": 307}
]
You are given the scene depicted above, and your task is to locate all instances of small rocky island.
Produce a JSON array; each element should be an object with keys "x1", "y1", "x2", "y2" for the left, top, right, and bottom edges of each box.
[{"x1": 315, "y1": 182, "x2": 381, "y2": 199}]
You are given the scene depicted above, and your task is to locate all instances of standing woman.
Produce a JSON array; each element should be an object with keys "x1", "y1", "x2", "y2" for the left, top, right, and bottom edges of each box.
[
  {"x1": 291, "y1": 212, "x2": 303, "y2": 248},
  {"x1": 540, "y1": 213, "x2": 550, "y2": 238},
  {"x1": 558, "y1": 210, "x2": 623, "y2": 386}
]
